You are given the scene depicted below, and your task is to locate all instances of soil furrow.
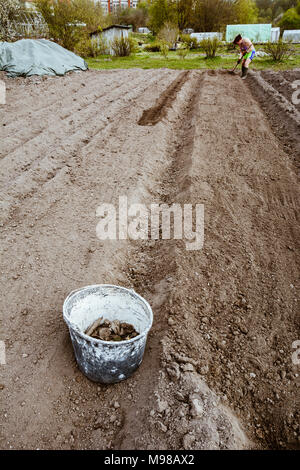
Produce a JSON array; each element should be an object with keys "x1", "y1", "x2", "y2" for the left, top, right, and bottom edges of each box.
[
  {"x1": 138, "y1": 71, "x2": 189, "y2": 126},
  {"x1": 247, "y1": 70, "x2": 300, "y2": 166},
  {"x1": 0, "y1": 70, "x2": 169, "y2": 163},
  {"x1": 0, "y1": 72, "x2": 175, "y2": 220},
  {"x1": 114, "y1": 71, "x2": 203, "y2": 449},
  {"x1": 0, "y1": 70, "x2": 170, "y2": 153}
]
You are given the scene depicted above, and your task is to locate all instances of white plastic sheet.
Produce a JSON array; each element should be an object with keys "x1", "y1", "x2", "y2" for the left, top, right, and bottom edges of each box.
[
  {"x1": 191, "y1": 32, "x2": 223, "y2": 43},
  {"x1": 226, "y1": 24, "x2": 272, "y2": 43},
  {"x1": 282, "y1": 30, "x2": 300, "y2": 43},
  {"x1": 271, "y1": 27, "x2": 280, "y2": 42}
]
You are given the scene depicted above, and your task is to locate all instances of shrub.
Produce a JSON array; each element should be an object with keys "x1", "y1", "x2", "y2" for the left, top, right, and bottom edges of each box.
[
  {"x1": 74, "y1": 36, "x2": 92, "y2": 57},
  {"x1": 263, "y1": 40, "x2": 295, "y2": 62},
  {"x1": 157, "y1": 21, "x2": 179, "y2": 48},
  {"x1": 130, "y1": 32, "x2": 146, "y2": 46},
  {"x1": 95, "y1": 36, "x2": 110, "y2": 55},
  {"x1": 146, "y1": 32, "x2": 155, "y2": 42},
  {"x1": 200, "y1": 37, "x2": 220, "y2": 58},
  {"x1": 180, "y1": 34, "x2": 198, "y2": 50},
  {"x1": 144, "y1": 41, "x2": 161, "y2": 52},
  {"x1": 177, "y1": 43, "x2": 189, "y2": 59},
  {"x1": 75, "y1": 36, "x2": 109, "y2": 57},
  {"x1": 129, "y1": 35, "x2": 140, "y2": 51},
  {"x1": 159, "y1": 41, "x2": 169, "y2": 59},
  {"x1": 110, "y1": 36, "x2": 135, "y2": 57}
]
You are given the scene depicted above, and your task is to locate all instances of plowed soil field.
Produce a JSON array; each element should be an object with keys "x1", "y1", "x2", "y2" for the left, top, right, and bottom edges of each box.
[{"x1": 0, "y1": 69, "x2": 299, "y2": 450}]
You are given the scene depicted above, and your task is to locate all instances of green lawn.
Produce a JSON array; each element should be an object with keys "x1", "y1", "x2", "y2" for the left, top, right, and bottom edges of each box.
[{"x1": 86, "y1": 50, "x2": 300, "y2": 71}]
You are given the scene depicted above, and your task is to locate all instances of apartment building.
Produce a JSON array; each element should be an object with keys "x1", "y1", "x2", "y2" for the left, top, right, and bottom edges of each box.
[
  {"x1": 24, "y1": 1, "x2": 139, "y2": 12},
  {"x1": 99, "y1": 1, "x2": 139, "y2": 13}
]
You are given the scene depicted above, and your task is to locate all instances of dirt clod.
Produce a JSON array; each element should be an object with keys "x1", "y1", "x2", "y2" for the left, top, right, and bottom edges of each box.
[{"x1": 85, "y1": 317, "x2": 139, "y2": 342}]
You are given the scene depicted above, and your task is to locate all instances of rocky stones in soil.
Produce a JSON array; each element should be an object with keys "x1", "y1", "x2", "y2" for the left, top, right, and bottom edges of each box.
[{"x1": 85, "y1": 317, "x2": 139, "y2": 341}]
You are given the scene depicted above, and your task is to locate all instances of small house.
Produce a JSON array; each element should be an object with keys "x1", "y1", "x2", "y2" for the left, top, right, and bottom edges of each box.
[{"x1": 90, "y1": 25, "x2": 131, "y2": 55}]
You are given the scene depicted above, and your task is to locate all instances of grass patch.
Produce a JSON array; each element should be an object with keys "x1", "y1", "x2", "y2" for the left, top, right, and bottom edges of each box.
[{"x1": 86, "y1": 50, "x2": 300, "y2": 71}]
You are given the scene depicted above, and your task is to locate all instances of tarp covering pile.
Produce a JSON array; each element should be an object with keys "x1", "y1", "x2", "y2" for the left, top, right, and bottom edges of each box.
[{"x1": 0, "y1": 39, "x2": 88, "y2": 77}]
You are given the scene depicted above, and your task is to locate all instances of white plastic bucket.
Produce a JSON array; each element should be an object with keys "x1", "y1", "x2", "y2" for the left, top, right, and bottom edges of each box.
[{"x1": 63, "y1": 285, "x2": 153, "y2": 383}]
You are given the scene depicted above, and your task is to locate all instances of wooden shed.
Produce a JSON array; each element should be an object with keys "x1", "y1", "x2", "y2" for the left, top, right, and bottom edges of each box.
[{"x1": 90, "y1": 25, "x2": 131, "y2": 55}]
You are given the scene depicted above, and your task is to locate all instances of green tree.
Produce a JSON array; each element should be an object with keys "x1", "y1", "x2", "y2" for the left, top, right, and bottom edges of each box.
[
  {"x1": 34, "y1": 0, "x2": 104, "y2": 50},
  {"x1": 255, "y1": 0, "x2": 273, "y2": 21},
  {"x1": 176, "y1": 0, "x2": 194, "y2": 31},
  {"x1": 148, "y1": 0, "x2": 176, "y2": 34},
  {"x1": 279, "y1": 1, "x2": 300, "y2": 28},
  {"x1": 110, "y1": 3, "x2": 149, "y2": 31},
  {"x1": 255, "y1": 0, "x2": 298, "y2": 22},
  {"x1": 234, "y1": 0, "x2": 258, "y2": 24},
  {"x1": 192, "y1": 0, "x2": 235, "y2": 32}
]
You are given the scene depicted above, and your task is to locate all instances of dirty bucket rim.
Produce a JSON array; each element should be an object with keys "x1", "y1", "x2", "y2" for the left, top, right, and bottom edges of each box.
[{"x1": 63, "y1": 284, "x2": 153, "y2": 346}]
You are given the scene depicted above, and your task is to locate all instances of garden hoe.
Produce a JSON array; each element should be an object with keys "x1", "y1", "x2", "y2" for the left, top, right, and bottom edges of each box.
[{"x1": 229, "y1": 58, "x2": 241, "y2": 74}]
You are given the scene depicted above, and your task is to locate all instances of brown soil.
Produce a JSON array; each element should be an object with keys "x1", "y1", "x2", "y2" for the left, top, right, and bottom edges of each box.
[
  {"x1": 138, "y1": 71, "x2": 189, "y2": 126},
  {"x1": 247, "y1": 68, "x2": 300, "y2": 167},
  {"x1": 0, "y1": 68, "x2": 299, "y2": 450}
]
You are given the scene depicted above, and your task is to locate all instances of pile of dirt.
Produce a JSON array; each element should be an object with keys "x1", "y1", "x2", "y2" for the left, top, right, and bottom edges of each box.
[{"x1": 85, "y1": 318, "x2": 139, "y2": 342}]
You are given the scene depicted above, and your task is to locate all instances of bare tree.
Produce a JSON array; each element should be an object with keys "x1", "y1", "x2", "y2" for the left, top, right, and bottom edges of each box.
[{"x1": 158, "y1": 21, "x2": 179, "y2": 47}]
